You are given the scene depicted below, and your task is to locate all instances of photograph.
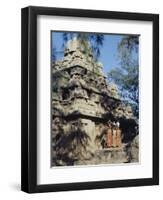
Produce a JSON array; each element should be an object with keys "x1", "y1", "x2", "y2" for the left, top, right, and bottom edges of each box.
[
  {"x1": 21, "y1": 6, "x2": 159, "y2": 193},
  {"x1": 51, "y1": 31, "x2": 139, "y2": 167}
]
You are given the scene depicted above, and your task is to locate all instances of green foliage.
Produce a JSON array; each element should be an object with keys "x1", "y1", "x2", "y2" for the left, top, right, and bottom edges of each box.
[{"x1": 108, "y1": 36, "x2": 139, "y2": 117}]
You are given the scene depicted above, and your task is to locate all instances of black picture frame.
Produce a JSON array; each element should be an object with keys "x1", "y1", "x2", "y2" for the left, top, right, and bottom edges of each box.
[{"x1": 21, "y1": 6, "x2": 159, "y2": 193}]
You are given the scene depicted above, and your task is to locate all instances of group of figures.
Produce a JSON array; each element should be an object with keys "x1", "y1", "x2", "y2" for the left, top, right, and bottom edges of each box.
[{"x1": 104, "y1": 121, "x2": 122, "y2": 149}]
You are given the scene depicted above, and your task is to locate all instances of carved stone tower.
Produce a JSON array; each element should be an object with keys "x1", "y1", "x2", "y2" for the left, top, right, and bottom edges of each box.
[{"x1": 51, "y1": 38, "x2": 137, "y2": 166}]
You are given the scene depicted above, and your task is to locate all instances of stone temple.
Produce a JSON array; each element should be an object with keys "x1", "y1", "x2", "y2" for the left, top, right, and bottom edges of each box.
[{"x1": 51, "y1": 38, "x2": 138, "y2": 166}]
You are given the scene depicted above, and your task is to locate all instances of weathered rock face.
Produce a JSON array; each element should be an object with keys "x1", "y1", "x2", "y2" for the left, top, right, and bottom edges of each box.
[
  {"x1": 125, "y1": 135, "x2": 139, "y2": 163},
  {"x1": 51, "y1": 38, "x2": 138, "y2": 166}
]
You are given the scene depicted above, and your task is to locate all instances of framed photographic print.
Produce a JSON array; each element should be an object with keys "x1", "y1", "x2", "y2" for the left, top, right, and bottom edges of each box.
[{"x1": 21, "y1": 6, "x2": 159, "y2": 193}]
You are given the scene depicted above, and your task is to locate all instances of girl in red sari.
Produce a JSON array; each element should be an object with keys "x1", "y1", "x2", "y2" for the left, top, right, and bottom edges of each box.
[{"x1": 106, "y1": 123, "x2": 112, "y2": 148}]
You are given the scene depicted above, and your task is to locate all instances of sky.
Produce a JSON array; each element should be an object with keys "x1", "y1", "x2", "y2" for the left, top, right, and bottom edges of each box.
[{"x1": 51, "y1": 31, "x2": 123, "y2": 75}]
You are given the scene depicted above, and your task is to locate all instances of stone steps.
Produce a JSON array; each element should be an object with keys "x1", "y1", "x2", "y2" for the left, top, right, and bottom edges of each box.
[{"x1": 74, "y1": 147, "x2": 128, "y2": 165}]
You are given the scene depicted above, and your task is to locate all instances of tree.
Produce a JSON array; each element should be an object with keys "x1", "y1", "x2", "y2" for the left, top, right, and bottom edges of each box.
[
  {"x1": 61, "y1": 32, "x2": 104, "y2": 60},
  {"x1": 108, "y1": 36, "x2": 139, "y2": 117}
]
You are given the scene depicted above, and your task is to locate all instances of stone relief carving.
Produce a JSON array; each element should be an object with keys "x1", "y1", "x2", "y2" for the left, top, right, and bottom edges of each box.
[{"x1": 51, "y1": 38, "x2": 138, "y2": 166}]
